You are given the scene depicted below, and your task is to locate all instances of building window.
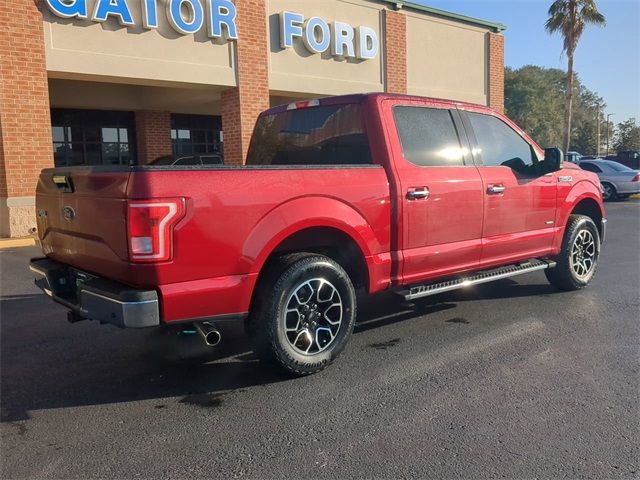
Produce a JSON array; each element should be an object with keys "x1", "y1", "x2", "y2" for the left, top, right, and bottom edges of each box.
[
  {"x1": 51, "y1": 109, "x2": 136, "y2": 167},
  {"x1": 171, "y1": 114, "x2": 223, "y2": 160}
]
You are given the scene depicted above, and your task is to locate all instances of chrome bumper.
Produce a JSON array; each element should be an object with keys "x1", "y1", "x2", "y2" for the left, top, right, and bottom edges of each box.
[{"x1": 29, "y1": 258, "x2": 160, "y2": 328}]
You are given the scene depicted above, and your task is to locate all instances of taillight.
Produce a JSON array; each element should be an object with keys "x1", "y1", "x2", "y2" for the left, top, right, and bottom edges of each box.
[
  {"x1": 127, "y1": 199, "x2": 185, "y2": 263},
  {"x1": 632, "y1": 174, "x2": 640, "y2": 182},
  {"x1": 287, "y1": 99, "x2": 320, "y2": 110}
]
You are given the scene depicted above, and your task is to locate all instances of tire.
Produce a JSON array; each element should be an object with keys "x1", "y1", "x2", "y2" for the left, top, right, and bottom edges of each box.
[
  {"x1": 248, "y1": 253, "x2": 357, "y2": 376},
  {"x1": 545, "y1": 214, "x2": 600, "y2": 291},
  {"x1": 601, "y1": 182, "x2": 617, "y2": 201}
]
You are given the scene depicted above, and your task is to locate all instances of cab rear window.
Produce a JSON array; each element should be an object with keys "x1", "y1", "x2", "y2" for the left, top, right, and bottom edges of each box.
[{"x1": 246, "y1": 104, "x2": 372, "y2": 166}]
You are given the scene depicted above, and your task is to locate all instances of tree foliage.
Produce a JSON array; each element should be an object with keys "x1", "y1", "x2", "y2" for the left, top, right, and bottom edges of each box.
[
  {"x1": 613, "y1": 119, "x2": 640, "y2": 152},
  {"x1": 505, "y1": 66, "x2": 564, "y2": 148},
  {"x1": 572, "y1": 86, "x2": 606, "y2": 154},
  {"x1": 545, "y1": 0, "x2": 606, "y2": 153},
  {"x1": 505, "y1": 65, "x2": 605, "y2": 154}
]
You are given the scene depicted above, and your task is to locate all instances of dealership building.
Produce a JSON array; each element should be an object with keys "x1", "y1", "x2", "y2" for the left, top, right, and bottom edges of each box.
[{"x1": 0, "y1": 0, "x2": 505, "y2": 237}]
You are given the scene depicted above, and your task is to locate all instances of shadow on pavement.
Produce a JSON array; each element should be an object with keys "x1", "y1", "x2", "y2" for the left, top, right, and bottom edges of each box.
[{"x1": 0, "y1": 278, "x2": 560, "y2": 423}]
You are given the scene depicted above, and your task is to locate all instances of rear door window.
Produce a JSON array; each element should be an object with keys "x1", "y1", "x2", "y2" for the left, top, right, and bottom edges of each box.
[
  {"x1": 580, "y1": 162, "x2": 603, "y2": 173},
  {"x1": 247, "y1": 104, "x2": 371, "y2": 166},
  {"x1": 393, "y1": 106, "x2": 466, "y2": 167},
  {"x1": 605, "y1": 162, "x2": 632, "y2": 172}
]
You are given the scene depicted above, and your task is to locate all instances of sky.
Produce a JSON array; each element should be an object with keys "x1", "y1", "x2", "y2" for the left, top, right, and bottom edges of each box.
[{"x1": 415, "y1": 0, "x2": 640, "y2": 123}]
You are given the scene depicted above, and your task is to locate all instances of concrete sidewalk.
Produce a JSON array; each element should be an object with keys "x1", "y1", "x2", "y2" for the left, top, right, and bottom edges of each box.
[{"x1": 0, "y1": 237, "x2": 35, "y2": 249}]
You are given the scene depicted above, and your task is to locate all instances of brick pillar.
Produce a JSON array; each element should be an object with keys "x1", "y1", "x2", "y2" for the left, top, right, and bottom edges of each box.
[
  {"x1": 383, "y1": 9, "x2": 407, "y2": 94},
  {"x1": 0, "y1": 0, "x2": 53, "y2": 237},
  {"x1": 487, "y1": 32, "x2": 505, "y2": 113},
  {"x1": 135, "y1": 111, "x2": 172, "y2": 165},
  {"x1": 221, "y1": 0, "x2": 269, "y2": 165}
]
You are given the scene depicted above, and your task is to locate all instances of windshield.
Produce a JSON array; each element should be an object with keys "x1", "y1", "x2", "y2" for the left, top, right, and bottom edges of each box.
[{"x1": 246, "y1": 104, "x2": 372, "y2": 166}]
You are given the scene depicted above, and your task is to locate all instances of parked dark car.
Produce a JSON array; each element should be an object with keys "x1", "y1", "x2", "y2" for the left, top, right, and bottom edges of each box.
[
  {"x1": 605, "y1": 151, "x2": 640, "y2": 169},
  {"x1": 150, "y1": 154, "x2": 223, "y2": 166}
]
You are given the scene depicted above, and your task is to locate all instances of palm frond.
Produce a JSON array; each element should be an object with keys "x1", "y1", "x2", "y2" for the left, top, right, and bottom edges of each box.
[
  {"x1": 545, "y1": 0, "x2": 568, "y2": 33},
  {"x1": 580, "y1": 0, "x2": 606, "y2": 25},
  {"x1": 545, "y1": 0, "x2": 605, "y2": 53}
]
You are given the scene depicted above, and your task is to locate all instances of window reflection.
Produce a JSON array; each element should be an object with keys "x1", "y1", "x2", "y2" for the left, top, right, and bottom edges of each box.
[
  {"x1": 102, "y1": 127, "x2": 118, "y2": 143},
  {"x1": 437, "y1": 146, "x2": 469, "y2": 162},
  {"x1": 246, "y1": 104, "x2": 371, "y2": 166}
]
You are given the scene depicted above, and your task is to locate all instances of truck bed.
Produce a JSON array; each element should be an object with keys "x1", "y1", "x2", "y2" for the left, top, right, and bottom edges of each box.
[{"x1": 36, "y1": 164, "x2": 392, "y2": 321}]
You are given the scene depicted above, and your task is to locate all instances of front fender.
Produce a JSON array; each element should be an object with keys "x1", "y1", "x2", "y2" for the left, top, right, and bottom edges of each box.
[
  {"x1": 553, "y1": 179, "x2": 605, "y2": 251},
  {"x1": 242, "y1": 195, "x2": 388, "y2": 277}
]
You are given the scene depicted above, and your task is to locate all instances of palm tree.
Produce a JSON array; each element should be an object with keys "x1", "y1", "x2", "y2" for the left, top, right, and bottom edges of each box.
[{"x1": 546, "y1": 0, "x2": 605, "y2": 154}]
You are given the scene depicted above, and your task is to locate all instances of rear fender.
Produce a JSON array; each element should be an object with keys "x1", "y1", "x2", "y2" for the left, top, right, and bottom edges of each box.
[{"x1": 243, "y1": 196, "x2": 389, "y2": 292}]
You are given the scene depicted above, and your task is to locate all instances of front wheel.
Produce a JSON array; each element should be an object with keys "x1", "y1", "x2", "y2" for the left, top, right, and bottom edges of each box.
[
  {"x1": 545, "y1": 214, "x2": 600, "y2": 291},
  {"x1": 249, "y1": 254, "x2": 357, "y2": 376}
]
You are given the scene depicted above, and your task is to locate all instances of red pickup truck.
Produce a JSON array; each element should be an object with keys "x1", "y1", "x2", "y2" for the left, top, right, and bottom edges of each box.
[{"x1": 31, "y1": 93, "x2": 606, "y2": 375}]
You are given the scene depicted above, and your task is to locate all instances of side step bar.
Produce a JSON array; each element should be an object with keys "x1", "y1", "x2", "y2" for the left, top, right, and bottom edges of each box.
[{"x1": 397, "y1": 259, "x2": 556, "y2": 301}]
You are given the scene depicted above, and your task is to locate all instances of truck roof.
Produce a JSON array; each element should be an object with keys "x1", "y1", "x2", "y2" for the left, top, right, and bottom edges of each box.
[{"x1": 264, "y1": 93, "x2": 494, "y2": 116}]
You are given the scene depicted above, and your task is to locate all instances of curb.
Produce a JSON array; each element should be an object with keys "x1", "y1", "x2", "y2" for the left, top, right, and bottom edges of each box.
[{"x1": 0, "y1": 238, "x2": 36, "y2": 249}]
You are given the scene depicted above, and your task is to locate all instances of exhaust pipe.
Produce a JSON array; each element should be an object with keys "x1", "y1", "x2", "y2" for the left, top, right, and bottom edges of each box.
[{"x1": 194, "y1": 322, "x2": 221, "y2": 347}]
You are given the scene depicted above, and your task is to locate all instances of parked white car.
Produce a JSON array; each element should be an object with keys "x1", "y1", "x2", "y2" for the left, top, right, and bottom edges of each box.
[{"x1": 578, "y1": 159, "x2": 640, "y2": 201}]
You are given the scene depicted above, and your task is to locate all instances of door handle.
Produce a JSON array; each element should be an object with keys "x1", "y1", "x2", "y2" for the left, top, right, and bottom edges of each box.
[
  {"x1": 487, "y1": 185, "x2": 506, "y2": 195},
  {"x1": 407, "y1": 187, "x2": 430, "y2": 200}
]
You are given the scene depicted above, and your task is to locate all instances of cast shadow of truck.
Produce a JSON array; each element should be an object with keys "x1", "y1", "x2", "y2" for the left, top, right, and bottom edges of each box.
[{"x1": 0, "y1": 279, "x2": 557, "y2": 423}]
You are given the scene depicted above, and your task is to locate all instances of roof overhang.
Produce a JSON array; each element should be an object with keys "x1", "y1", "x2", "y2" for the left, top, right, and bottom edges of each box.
[{"x1": 379, "y1": 0, "x2": 507, "y2": 33}]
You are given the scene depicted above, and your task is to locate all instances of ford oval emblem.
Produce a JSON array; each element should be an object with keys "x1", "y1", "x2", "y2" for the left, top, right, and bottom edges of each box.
[{"x1": 62, "y1": 206, "x2": 76, "y2": 221}]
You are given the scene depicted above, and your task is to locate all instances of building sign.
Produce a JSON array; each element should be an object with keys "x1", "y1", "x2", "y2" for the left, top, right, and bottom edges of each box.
[
  {"x1": 44, "y1": 1, "x2": 379, "y2": 60},
  {"x1": 280, "y1": 11, "x2": 378, "y2": 60},
  {"x1": 45, "y1": 0, "x2": 238, "y2": 39}
]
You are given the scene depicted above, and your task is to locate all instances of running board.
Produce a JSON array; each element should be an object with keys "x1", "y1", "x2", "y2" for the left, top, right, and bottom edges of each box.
[{"x1": 397, "y1": 259, "x2": 556, "y2": 301}]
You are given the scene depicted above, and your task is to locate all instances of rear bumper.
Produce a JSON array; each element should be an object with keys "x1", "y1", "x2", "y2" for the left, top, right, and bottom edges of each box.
[{"x1": 29, "y1": 258, "x2": 159, "y2": 328}]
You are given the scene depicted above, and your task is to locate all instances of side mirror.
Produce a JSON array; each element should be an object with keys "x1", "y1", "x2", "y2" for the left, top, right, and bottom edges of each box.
[{"x1": 543, "y1": 147, "x2": 564, "y2": 173}]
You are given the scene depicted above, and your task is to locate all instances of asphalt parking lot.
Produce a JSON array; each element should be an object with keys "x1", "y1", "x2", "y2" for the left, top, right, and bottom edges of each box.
[{"x1": 1, "y1": 201, "x2": 638, "y2": 479}]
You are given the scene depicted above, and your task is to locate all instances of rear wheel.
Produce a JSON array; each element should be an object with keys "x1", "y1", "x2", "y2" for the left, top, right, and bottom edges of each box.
[
  {"x1": 545, "y1": 214, "x2": 600, "y2": 291},
  {"x1": 248, "y1": 254, "x2": 357, "y2": 376},
  {"x1": 601, "y1": 182, "x2": 617, "y2": 201}
]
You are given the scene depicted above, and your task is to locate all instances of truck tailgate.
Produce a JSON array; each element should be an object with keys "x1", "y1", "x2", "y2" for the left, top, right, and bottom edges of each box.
[{"x1": 36, "y1": 168, "x2": 131, "y2": 277}]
